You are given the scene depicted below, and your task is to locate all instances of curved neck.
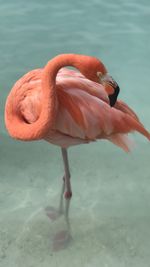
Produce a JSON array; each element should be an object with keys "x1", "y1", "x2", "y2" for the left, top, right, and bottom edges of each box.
[
  {"x1": 42, "y1": 53, "x2": 107, "y2": 90},
  {"x1": 42, "y1": 54, "x2": 86, "y2": 89}
]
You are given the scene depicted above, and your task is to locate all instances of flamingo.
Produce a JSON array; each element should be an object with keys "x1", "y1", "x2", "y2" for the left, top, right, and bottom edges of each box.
[{"x1": 5, "y1": 54, "x2": 150, "y2": 250}]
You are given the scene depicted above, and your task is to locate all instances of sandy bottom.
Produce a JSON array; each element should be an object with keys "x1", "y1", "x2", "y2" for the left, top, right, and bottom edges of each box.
[{"x1": 0, "y1": 135, "x2": 150, "y2": 267}]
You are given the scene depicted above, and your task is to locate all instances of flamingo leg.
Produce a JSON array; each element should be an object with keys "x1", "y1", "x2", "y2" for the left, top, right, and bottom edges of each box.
[
  {"x1": 46, "y1": 148, "x2": 72, "y2": 250},
  {"x1": 51, "y1": 148, "x2": 72, "y2": 251},
  {"x1": 61, "y1": 148, "x2": 72, "y2": 231},
  {"x1": 45, "y1": 148, "x2": 72, "y2": 222},
  {"x1": 45, "y1": 177, "x2": 65, "y2": 221},
  {"x1": 58, "y1": 175, "x2": 65, "y2": 214}
]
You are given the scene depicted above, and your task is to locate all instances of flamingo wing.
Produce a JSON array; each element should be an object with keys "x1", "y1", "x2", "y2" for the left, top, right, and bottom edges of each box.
[
  {"x1": 54, "y1": 72, "x2": 150, "y2": 151},
  {"x1": 19, "y1": 68, "x2": 150, "y2": 151}
]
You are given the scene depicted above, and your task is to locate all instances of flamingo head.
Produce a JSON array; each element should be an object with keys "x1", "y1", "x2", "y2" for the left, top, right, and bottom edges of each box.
[
  {"x1": 97, "y1": 72, "x2": 120, "y2": 107},
  {"x1": 73, "y1": 55, "x2": 120, "y2": 107}
]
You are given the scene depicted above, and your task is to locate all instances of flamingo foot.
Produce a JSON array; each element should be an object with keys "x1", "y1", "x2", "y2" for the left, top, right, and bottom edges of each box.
[
  {"x1": 45, "y1": 206, "x2": 63, "y2": 221},
  {"x1": 52, "y1": 230, "x2": 72, "y2": 251}
]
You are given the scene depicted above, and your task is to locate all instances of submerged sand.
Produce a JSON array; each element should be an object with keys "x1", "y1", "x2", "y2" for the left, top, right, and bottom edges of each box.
[{"x1": 0, "y1": 135, "x2": 150, "y2": 267}]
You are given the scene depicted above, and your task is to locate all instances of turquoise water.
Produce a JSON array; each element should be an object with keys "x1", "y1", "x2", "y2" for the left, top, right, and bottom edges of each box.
[{"x1": 0, "y1": 0, "x2": 150, "y2": 266}]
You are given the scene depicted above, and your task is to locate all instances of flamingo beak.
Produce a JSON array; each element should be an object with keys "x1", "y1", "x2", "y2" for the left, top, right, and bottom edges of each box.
[
  {"x1": 97, "y1": 72, "x2": 120, "y2": 107},
  {"x1": 108, "y1": 83, "x2": 120, "y2": 107}
]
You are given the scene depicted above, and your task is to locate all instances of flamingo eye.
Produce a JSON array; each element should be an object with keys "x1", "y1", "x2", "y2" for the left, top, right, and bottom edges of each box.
[{"x1": 97, "y1": 71, "x2": 103, "y2": 79}]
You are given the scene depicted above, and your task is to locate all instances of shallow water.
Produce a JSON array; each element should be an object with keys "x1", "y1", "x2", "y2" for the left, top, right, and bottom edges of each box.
[{"x1": 0, "y1": 0, "x2": 150, "y2": 266}]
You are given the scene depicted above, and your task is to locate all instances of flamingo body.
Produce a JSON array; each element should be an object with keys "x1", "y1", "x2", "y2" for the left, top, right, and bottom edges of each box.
[
  {"x1": 5, "y1": 65, "x2": 150, "y2": 151},
  {"x1": 5, "y1": 64, "x2": 150, "y2": 152}
]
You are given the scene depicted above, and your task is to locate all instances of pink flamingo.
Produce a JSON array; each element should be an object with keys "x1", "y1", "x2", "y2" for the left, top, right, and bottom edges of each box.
[{"x1": 5, "y1": 54, "x2": 150, "y2": 250}]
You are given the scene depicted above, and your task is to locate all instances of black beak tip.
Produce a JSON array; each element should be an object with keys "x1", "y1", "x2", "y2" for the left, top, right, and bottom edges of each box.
[
  {"x1": 108, "y1": 85, "x2": 120, "y2": 107},
  {"x1": 109, "y1": 95, "x2": 116, "y2": 107}
]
